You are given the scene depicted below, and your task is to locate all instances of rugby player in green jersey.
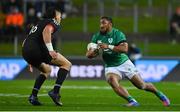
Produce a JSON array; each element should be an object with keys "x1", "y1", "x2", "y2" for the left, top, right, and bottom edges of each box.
[{"x1": 86, "y1": 16, "x2": 170, "y2": 107}]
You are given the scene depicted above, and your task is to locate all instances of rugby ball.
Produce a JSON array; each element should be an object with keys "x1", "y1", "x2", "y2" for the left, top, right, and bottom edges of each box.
[{"x1": 87, "y1": 43, "x2": 98, "y2": 51}]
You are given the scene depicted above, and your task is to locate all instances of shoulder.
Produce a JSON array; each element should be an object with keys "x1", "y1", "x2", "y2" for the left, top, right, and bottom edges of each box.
[
  {"x1": 41, "y1": 18, "x2": 51, "y2": 23},
  {"x1": 46, "y1": 19, "x2": 60, "y2": 31},
  {"x1": 91, "y1": 32, "x2": 101, "y2": 42},
  {"x1": 42, "y1": 19, "x2": 60, "y2": 26},
  {"x1": 113, "y1": 28, "x2": 126, "y2": 37},
  {"x1": 38, "y1": 19, "x2": 51, "y2": 26}
]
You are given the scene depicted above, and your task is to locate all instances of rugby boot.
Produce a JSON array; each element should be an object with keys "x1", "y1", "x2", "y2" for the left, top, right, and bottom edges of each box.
[
  {"x1": 124, "y1": 99, "x2": 139, "y2": 107},
  {"x1": 159, "y1": 94, "x2": 170, "y2": 106},
  {"x1": 48, "y1": 90, "x2": 63, "y2": 106},
  {"x1": 28, "y1": 94, "x2": 42, "y2": 106}
]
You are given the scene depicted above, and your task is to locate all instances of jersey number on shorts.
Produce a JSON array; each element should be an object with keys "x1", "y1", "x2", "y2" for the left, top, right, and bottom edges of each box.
[{"x1": 29, "y1": 25, "x2": 38, "y2": 35}]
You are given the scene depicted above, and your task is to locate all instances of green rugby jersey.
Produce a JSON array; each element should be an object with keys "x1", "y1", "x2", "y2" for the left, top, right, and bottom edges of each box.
[{"x1": 91, "y1": 27, "x2": 129, "y2": 67}]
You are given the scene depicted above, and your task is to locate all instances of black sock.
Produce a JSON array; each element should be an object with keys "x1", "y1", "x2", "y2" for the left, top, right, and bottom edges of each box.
[
  {"x1": 32, "y1": 74, "x2": 46, "y2": 96},
  {"x1": 54, "y1": 68, "x2": 68, "y2": 94}
]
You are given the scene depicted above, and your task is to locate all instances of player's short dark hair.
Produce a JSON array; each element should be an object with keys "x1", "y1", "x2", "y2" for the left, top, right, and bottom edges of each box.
[
  {"x1": 101, "y1": 16, "x2": 113, "y2": 24},
  {"x1": 44, "y1": 7, "x2": 61, "y2": 19}
]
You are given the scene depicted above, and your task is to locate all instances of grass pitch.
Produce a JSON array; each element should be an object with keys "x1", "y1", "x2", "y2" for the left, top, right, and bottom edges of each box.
[{"x1": 0, "y1": 80, "x2": 179, "y2": 111}]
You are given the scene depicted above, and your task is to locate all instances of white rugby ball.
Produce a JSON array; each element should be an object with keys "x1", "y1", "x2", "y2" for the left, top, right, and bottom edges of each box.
[{"x1": 87, "y1": 43, "x2": 98, "y2": 50}]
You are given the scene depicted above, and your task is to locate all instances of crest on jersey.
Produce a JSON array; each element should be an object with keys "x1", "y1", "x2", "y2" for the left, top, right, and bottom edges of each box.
[{"x1": 108, "y1": 38, "x2": 113, "y2": 44}]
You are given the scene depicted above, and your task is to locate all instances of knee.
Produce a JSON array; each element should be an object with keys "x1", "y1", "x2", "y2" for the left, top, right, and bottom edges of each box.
[
  {"x1": 137, "y1": 82, "x2": 156, "y2": 90},
  {"x1": 43, "y1": 66, "x2": 52, "y2": 77},
  {"x1": 107, "y1": 76, "x2": 116, "y2": 87},
  {"x1": 65, "y1": 60, "x2": 72, "y2": 70},
  {"x1": 107, "y1": 76, "x2": 114, "y2": 83},
  {"x1": 67, "y1": 61, "x2": 72, "y2": 68},
  {"x1": 137, "y1": 83, "x2": 146, "y2": 90},
  {"x1": 145, "y1": 83, "x2": 154, "y2": 89},
  {"x1": 46, "y1": 66, "x2": 52, "y2": 74},
  {"x1": 107, "y1": 76, "x2": 120, "y2": 92}
]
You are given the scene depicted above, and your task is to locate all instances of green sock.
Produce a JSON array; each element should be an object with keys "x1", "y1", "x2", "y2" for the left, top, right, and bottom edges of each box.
[
  {"x1": 156, "y1": 91, "x2": 164, "y2": 98},
  {"x1": 127, "y1": 96, "x2": 135, "y2": 102}
]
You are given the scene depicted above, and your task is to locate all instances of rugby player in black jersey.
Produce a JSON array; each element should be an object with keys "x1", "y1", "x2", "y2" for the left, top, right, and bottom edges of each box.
[{"x1": 22, "y1": 7, "x2": 71, "y2": 106}]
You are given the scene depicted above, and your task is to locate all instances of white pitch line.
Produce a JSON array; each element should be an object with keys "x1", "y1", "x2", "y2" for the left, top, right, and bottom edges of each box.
[
  {"x1": 41, "y1": 85, "x2": 136, "y2": 90},
  {"x1": 1, "y1": 93, "x2": 180, "y2": 107},
  {"x1": 0, "y1": 85, "x2": 136, "y2": 98},
  {"x1": 0, "y1": 93, "x2": 48, "y2": 97},
  {"x1": 0, "y1": 95, "x2": 180, "y2": 107},
  {"x1": 0, "y1": 93, "x2": 20, "y2": 97}
]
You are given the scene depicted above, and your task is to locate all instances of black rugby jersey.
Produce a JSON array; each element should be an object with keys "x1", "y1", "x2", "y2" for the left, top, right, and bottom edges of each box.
[{"x1": 27, "y1": 18, "x2": 60, "y2": 43}]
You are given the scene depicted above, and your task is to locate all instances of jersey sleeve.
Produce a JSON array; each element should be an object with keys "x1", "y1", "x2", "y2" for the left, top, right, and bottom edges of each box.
[{"x1": 115, "y1": 31, "x2": 127, "y2": 45}]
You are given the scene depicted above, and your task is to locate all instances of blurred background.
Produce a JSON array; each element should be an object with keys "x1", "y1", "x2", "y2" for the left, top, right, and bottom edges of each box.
[{"x1": 0, "y1": 0, "x2": 180, "y2": 81}]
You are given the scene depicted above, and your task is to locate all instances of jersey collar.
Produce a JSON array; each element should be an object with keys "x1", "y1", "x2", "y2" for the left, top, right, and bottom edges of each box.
[{"x1": 106, "y1": 27, "x2": 114, "y2": 36}]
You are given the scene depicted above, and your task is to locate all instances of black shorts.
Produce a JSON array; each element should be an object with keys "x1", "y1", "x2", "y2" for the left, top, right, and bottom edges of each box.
[{"x1": 22, "y1": 38, "x2": 52, "y2": 67}]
